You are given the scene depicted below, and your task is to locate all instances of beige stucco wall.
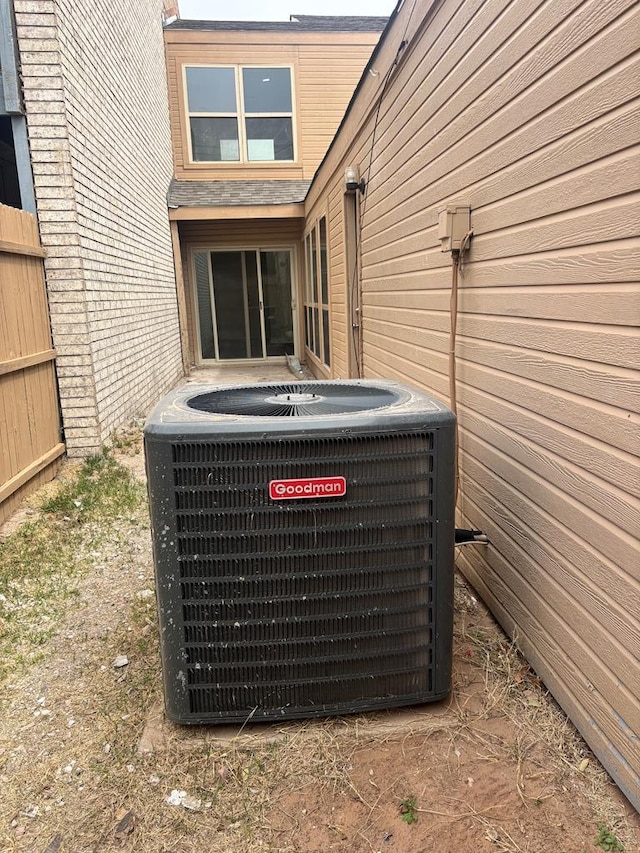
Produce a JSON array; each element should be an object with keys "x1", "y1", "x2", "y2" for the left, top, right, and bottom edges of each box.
[
  {"x1": 15, "y1": 0, "x2": 182, "y2": 455},
  {"x1": 305, "y1": 0, "x2": 640, "y2": 807}
]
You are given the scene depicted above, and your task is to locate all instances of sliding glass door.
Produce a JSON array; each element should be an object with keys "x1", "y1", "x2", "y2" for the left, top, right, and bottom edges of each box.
[{"x1": 193, "y1": 248, "x2": 295, "y2": 362}]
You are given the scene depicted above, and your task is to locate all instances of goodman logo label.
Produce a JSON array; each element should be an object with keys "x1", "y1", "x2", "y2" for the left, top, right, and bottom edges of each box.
[{"x1": 269, "y1": 476, "x2": 346, "y2": 500}]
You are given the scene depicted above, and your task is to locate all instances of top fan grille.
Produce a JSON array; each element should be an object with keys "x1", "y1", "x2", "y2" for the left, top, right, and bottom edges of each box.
[{"x1": 187, "y1": 383, "x2": 404, "y2": 417}]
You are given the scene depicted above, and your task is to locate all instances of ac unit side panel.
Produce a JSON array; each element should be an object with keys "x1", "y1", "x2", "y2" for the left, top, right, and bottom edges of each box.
[
  {"x1": 431, "y1": 420, "x2": 456, "y2": 697},
  {"x1": 145, "y1": 420, "x2": 455, "y2": 725},
  {"x1": 145, "y1": 435, "x2": 192, "y2": 720}
]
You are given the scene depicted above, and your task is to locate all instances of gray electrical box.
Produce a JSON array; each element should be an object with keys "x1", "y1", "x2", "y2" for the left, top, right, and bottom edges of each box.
[{"x1": 438, "y1": 205, "x2": 471, "y2": 252}]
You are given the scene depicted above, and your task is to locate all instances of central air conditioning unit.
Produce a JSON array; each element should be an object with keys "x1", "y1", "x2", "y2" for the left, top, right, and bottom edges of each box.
[{"x1": 144, "y1": 380, "x2": 455, "y2": 724}]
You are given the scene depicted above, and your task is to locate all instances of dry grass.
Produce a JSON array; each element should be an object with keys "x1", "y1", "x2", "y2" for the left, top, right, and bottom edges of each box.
[
  {"x1": 0, "y1": 438, "x2": 636, "y2": 853},
  {"x1": 452, "y1": 574, "x2": 636, "y2": 851}
]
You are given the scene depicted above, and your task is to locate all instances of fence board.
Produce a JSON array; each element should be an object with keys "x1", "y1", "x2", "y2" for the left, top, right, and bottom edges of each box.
[{"x1": 0, "y1": 203, "x2": 64, "y2": 524}]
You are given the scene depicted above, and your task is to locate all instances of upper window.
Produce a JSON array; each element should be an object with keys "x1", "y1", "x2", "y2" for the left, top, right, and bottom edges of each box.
[{"x1": 185, "y1": 66, "x2": 295, "y2": 163}]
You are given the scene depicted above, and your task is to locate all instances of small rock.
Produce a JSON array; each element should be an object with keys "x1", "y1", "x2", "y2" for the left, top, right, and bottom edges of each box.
[
  {"x1": 136, "y1": 589, "x2": 154, "y2": 600},
  {"x1": 181, "y1": 795, "x2": 201, "y2": 811},
  {"x1": 148, "y1": 774, "x2": 160, "y2": 785},
  {"x1": 43, "y1": 834, "x2": 63, "y2": 853},
  {"x1": 114, "y1": 809, "x2": 135, "y2": 841},
  {"x1": 21, "y1": 804, "x2": 40, "y2": 819},
  {"x1": 113, "y1": 655, "x2": 129, "y2": 668},
  {"x1": 166, "y1": 789, "x2": 187, "y2": 806}
]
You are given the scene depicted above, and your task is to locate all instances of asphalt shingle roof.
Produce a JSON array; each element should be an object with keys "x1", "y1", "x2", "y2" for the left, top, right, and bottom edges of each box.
[
  {"x1": 168, "y1": 179, "x2": 311, "y2": 208},
  {"x1": 165, "y1": 16, "x2": 388, "y2": 32}
]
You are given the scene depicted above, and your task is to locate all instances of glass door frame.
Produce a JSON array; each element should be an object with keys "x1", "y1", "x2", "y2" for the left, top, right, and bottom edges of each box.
[{"x1": 191, "y1": 244, "x2": 299, "y2": 365}]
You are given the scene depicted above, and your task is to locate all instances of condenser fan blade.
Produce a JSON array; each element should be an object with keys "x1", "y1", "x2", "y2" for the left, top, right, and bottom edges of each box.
[{"x1": 188, "y1": 382, "x2": 403, "y2": 417}]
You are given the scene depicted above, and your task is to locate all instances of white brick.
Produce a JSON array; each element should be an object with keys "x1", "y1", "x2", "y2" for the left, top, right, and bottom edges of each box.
[
  {"x1": 14, "y1": 2, "x2": 57, "y2": 13},
  {"x1": 18, "y1": 0, "x2": 182, "y2": 455}
]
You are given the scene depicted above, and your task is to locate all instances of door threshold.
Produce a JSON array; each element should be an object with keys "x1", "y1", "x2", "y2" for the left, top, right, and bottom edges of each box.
[{"x1": 197, "y1": 358, "x2": 290, "y2": 367}]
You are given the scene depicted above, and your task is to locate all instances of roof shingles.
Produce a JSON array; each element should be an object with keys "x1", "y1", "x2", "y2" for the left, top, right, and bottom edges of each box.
[
  {"x1": 168, "y1": 179, "x2": 311, "y2": 208},
  {"x1": 165, "y1": 16, "x2": 388, "y2": 32}
]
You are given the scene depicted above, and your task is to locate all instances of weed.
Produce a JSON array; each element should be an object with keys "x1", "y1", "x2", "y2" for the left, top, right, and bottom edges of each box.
[
  {"x1": 0, "y1": 448, "x2": 146, "y2": 683},
  {"x1": 399, "y1": 795, "x2": 418, "y2": 825},
  {"x1": 41, "y1": 447, "x2": 142, "y2": 522},
  {"x1": 110, "y1": 422, "x2": 143, "y2": 455},
  {"x1": 594, "y1": 825, "x2": 625, "y2": 851}
]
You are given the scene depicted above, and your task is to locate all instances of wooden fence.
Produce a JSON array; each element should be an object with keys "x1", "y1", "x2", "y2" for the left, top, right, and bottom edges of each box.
[{"x1": 0, "y1": 203, "x2": 64, "y2": 524}]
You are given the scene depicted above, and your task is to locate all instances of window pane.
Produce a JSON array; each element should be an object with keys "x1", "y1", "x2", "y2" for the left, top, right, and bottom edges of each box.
[
  {"x1": 305, "y1": 235, "x2": 312, "y2": 301},
  {"x1": 245, "y1": 252, "x2": 263, "y2": 358},
  {"x1": 242, "y1": 67, "x2": 292, "y2": 113},
  {"x1": 319, "y1": 217, "x2": 328, "y2": 305},
  {"x1": 311, "y1": 228, "x2": 318, "y2": 304},
  {"x1": 186, "y1": 67, "x2": 236, "y2": 113},
  {"x1": 211, "y1": 252, "x2": 246, "y2": 359},
  {"x1": 194, "y1": 252, "x2": 214, "y2": 360},
  {"x1": 190, "y1": 117, "x2": 239, "y2": 161},
  {"x1": 305, "y1": 307, "x2": 311, "y2": 349},
  {"x1": 312, "y1": 307, "x2": 320, "y2": 357},
  {"x1": 261, "y1": 251, "x2": 294, "y2": 357},
  {"x1": 245, "y1": 117, "x2": 293, "y2": 161},
  {"x1": 323, "y1": 309, "x2": 331, "y2": 367}
]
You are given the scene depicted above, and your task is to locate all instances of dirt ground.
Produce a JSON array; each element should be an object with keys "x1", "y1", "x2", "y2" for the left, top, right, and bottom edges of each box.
[{"x1": 0, "y1": 429, "x2": 637, "y2": 853}]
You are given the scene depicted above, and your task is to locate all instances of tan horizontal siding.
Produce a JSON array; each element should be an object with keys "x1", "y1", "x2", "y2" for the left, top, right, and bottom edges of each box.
[
  {"x1": 326, "y1": 186, "x2": 349, "y2": 377},
  {"x1": 164, "y1": 30, "x2": 382, "y2": 46},
  {"x1": 298, "y1": 44, "x2": 378, "y2": 177},
  {"x1": 179, "y1": 219, "x2": 302, "y2": 245},
  {"x1": 305, "y1": 0, "x2": 640, "y2": 808}
]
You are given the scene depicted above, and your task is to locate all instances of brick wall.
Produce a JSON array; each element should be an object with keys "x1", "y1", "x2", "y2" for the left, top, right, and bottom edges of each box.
[{"x1": 15, "y1": 0, "x2": 182, "y2": 455}]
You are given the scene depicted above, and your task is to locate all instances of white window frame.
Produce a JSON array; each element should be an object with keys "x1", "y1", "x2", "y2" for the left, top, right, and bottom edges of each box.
[{"x1": 183, "y1": 64, "x2": 296, "y2": 164}]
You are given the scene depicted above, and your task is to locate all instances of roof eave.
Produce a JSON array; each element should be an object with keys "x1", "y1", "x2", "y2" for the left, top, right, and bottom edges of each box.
[{"x1": 168, "y1": 203, "x2": 306, "y2": 221}]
